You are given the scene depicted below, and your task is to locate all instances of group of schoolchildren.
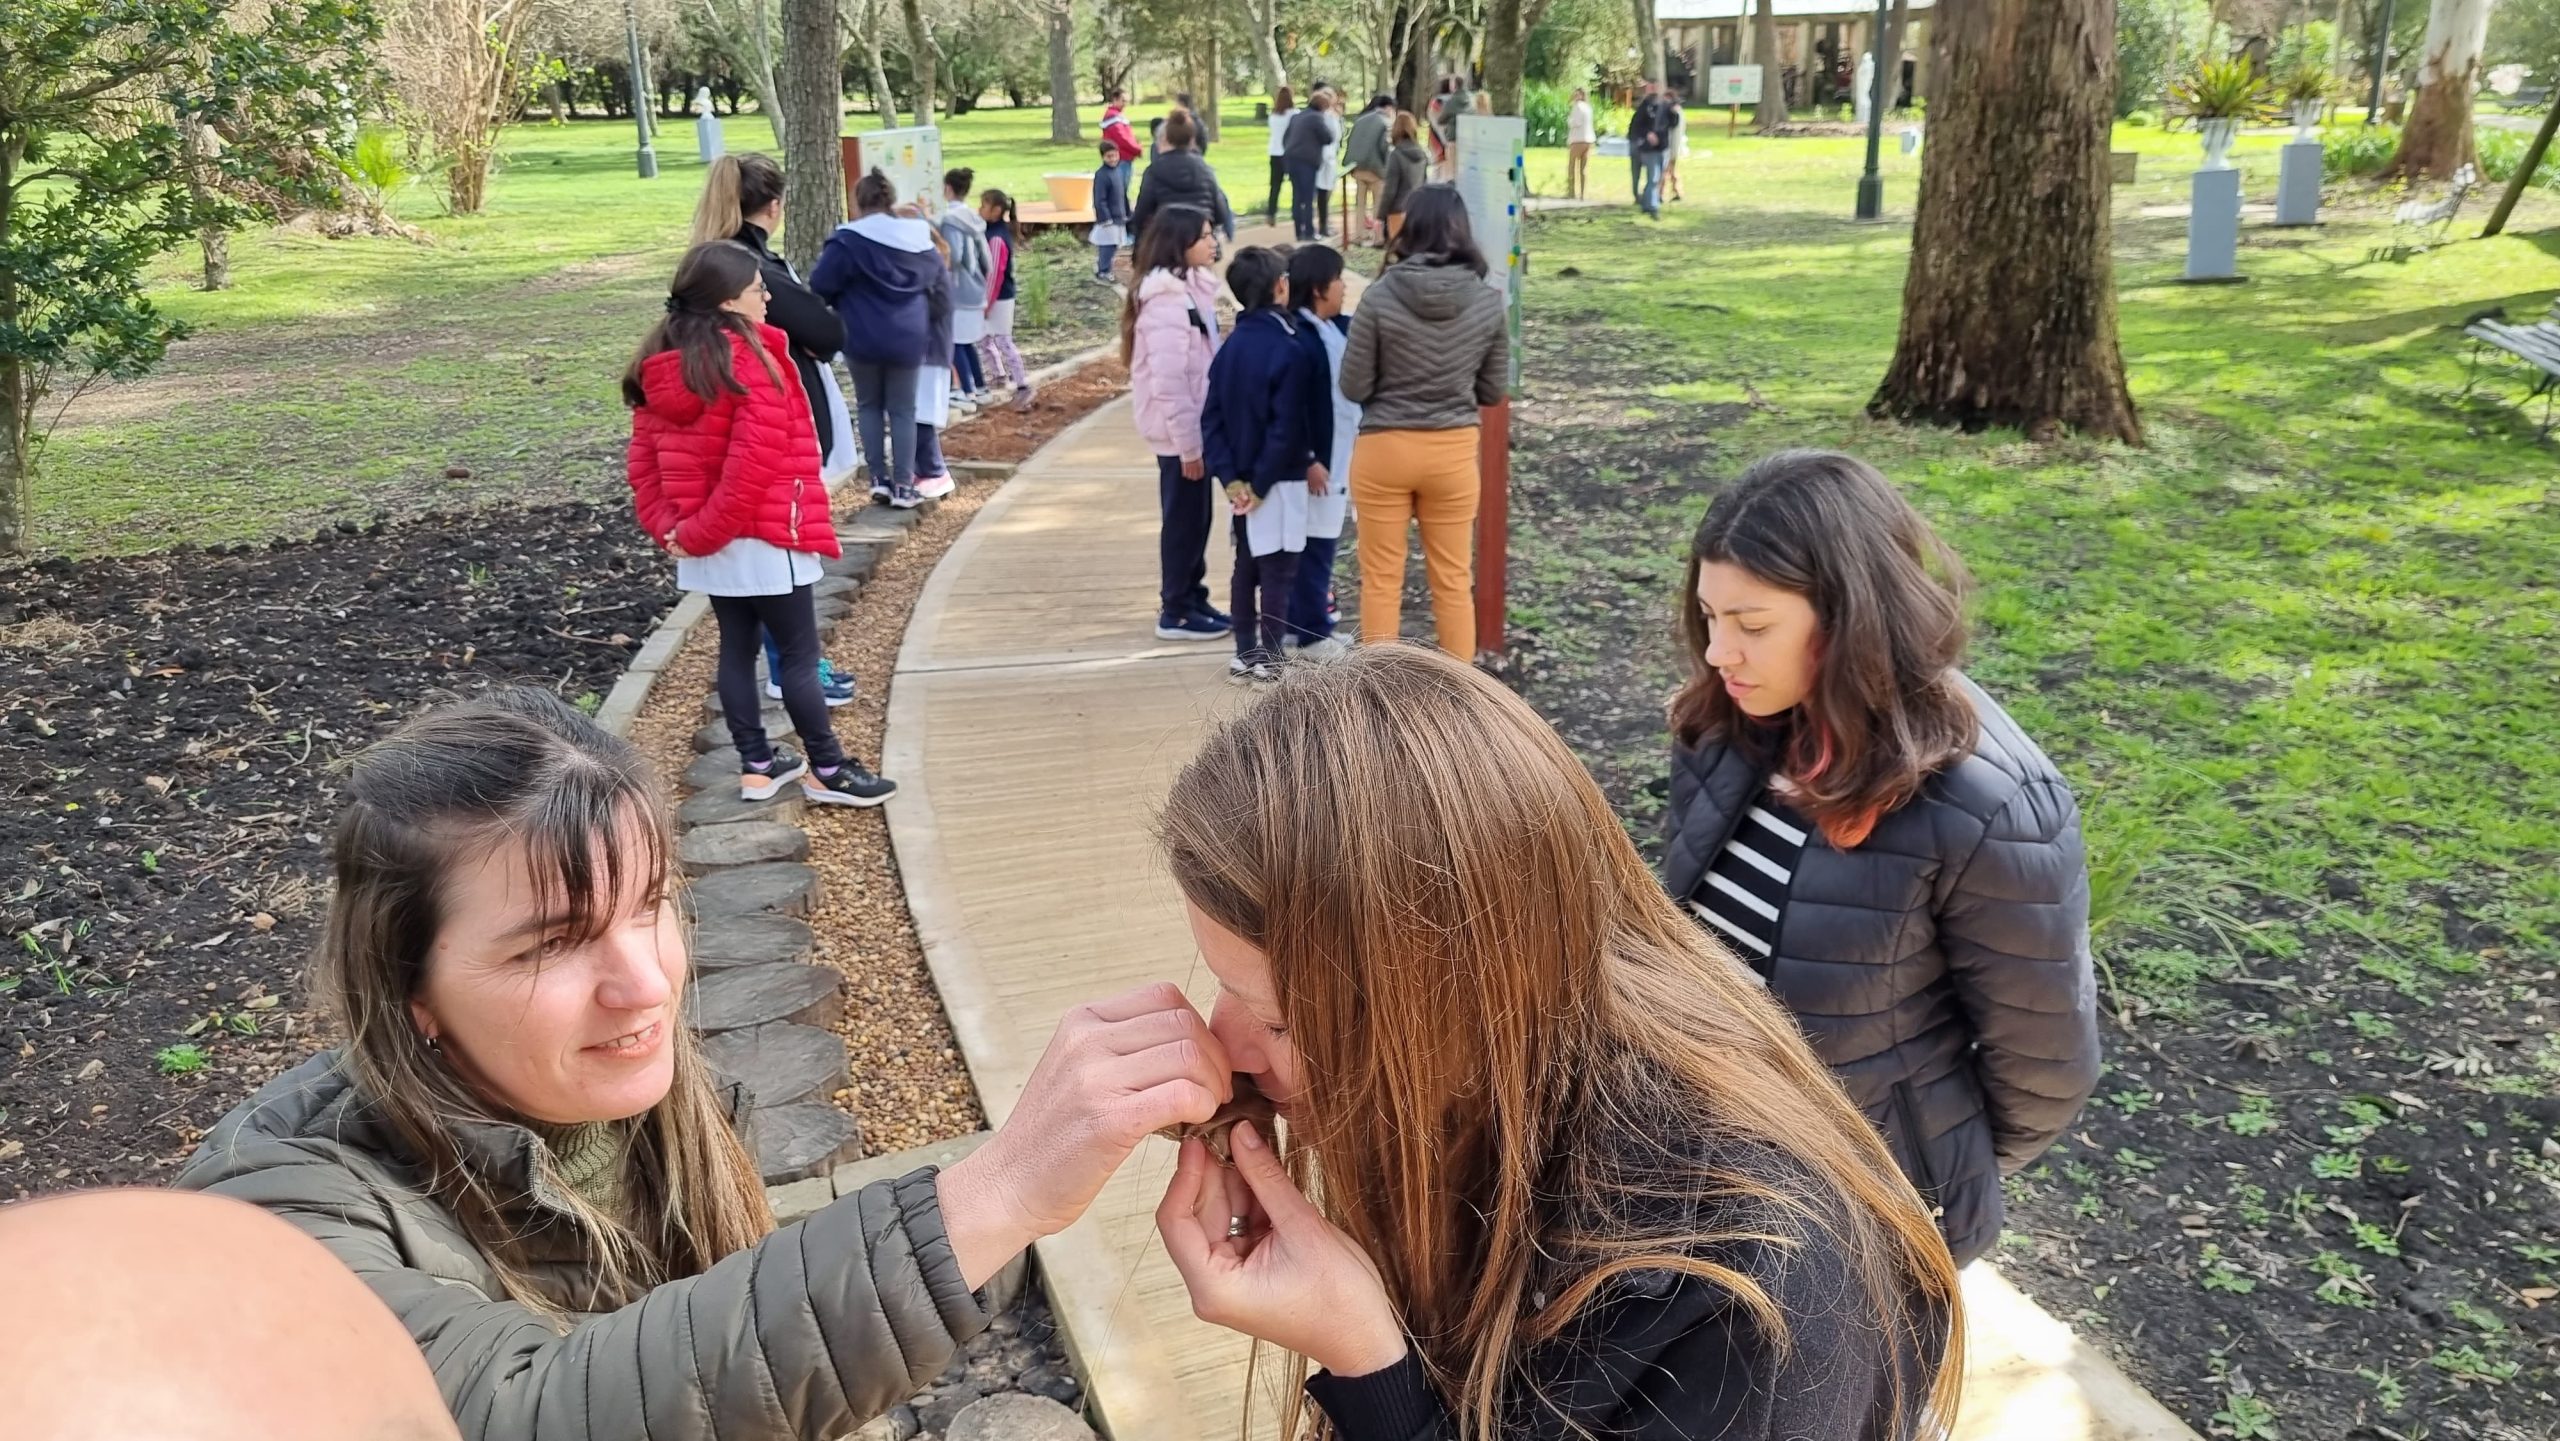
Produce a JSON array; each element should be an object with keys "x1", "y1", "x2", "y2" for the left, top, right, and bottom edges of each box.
[
  {"x1": 1128, "y1": 204, "x2": 1361, "y2": 685},
  {"x1": 622, "y1": 156, "x2": 1048, "y2": 813}
]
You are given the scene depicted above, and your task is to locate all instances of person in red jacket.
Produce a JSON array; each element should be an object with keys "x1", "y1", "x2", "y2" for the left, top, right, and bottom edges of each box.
[
  {"x1": 1100, "y1": 88, "x2": 1143, "y2": 201},
  {"x1": 624, "y1": 241, "x2": 898, "y2": 807}
]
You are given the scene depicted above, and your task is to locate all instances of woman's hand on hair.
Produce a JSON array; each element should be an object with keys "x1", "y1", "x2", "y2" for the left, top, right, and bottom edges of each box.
[
  {"x1": 1155, "y1": 1120, "x2": 1409, "y2": 1378},
  {"x1": 938, "y1": 983, "x2": 1231, "y2": 1289}
]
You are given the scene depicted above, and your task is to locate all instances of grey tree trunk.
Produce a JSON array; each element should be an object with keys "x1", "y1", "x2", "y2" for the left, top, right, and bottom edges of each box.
[
  {"x1": 186, "y1": 120, "x2": 230, "y2": 291},
  {"x1": 1200, "y1": 29, "x2": 1222, "y2": 143},
  {"x1": 1882, "y1": 0, "x2": 1911, "y2": 109},
  {"x1": 900, "y1": 0, "x2": 937, "y2": 124},
  {"x1": 1251, "y1": 0, "x2": 1288, "y2": 93},
  {"x1": 1870, "y1": 0, "x2": 2140, "y2": 444},
  {"x1": 1631, "y1": 0, "x2": 1662, "y2": 84},
  {"x1": 744, "y1": 0, "x2": 789, "y2": 148},
  {"x1": 1753, "y1": 0, "x2": 1788, "y2": 130},
  {"x1": 2387, "y1": 0, "x2": 2490, "y2": 180},
  {"x1": 778, "y1": 0, "x2": 843, "y2": 276},
  {"x1": 851, "y1": 0, "x2": 899, "y2": 124},
  {"x1": 1047, "y1": 0, "x2": 1082, "y2": 142},
  {"x1": 1486, "y1": 0, "x2": 1553, "y2": 113}
]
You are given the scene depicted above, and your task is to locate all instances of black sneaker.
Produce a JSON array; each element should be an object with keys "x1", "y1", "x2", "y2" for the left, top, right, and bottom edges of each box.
[
  {"x1": 803, "y1": 761, "x2": 898, "y2": 807},
  {"x1": 740, "y1": 746, "x2": 810, "y2": 801},
  {"x1": 889, "y1": 479, "x2": 923, "y2": 510}
]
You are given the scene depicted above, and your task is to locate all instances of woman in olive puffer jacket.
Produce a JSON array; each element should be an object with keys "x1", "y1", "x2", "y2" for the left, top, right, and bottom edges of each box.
[
  {"x1": 1660, "y1": 449, "x2": 2101, "y2": 1267},
  {"x1": 174, "y1": 689, "x2": 1239, "y2": 1441}
]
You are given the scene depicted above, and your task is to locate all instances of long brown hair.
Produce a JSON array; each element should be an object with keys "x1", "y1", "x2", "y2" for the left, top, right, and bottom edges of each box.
[
  {"x1": 312, "y1": 689, "x2": 773, "y2": 1318},
  {"x1": 1671, "y1": 449, "x2": 1976, "y2": 848},
  {"x1": 689, "y1": 152, "x2": 784, "y2": 247},
  {"x1": 1119, "y1": 203, "x2": 1210, "y2": 364},
  {"x1": 1160, "y1": 647, "x2": 1962, "y2": 1439},
  {"x1": 620, "y1": 241, "x2": 782, "y2": 408}
]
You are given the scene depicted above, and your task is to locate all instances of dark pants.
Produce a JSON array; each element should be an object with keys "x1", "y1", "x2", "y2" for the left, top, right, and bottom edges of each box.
[
  {"x1": 1157, "y1": 453, "x2": 1214, "y2": 620},
  {"x1": 1230, "y1": 520, "x2": 1303, "y2": 665},
  {"x1": 1287, "y1": 161, "x2": 1320, "y2": 240},
  {"x1": 711, "y1": 587, "x2": 844, "y2": 770},
  {"x1": 916, "y1": 420, "x2": 944, "y2": 477},
  {"x1": 1095, "y1": 242, "x2": 1118, "y2": 277},
  {"x1": 1316, "y1": 186, "x2": 1332, "y2": 235},
  {"x1": 954, "y1": 342, "x2": 985, "y2": 394},
  {"x1": 1285, "y1": 534, "x2": 1337, "y2": 641},
  {"x1": 847, "y1": 360, "x2": 918, "y2": 489},
  {"x1": 1265, "y1": 154, "x2": 1287, "y2": 223}
]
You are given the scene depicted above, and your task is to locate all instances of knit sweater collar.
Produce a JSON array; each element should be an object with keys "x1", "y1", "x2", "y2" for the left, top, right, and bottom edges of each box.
[{"x1": 536, "y1": 1120, "x2": 634, "y2": 1216}]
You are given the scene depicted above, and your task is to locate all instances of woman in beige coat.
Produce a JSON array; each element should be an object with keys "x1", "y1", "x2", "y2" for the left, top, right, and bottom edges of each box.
[{"x1": 176, "y1": 688, "x2": 1237, "y2": 1441}]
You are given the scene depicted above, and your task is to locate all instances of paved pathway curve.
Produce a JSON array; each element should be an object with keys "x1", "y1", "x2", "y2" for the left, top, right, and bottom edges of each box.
[{"x1": 884, "y1": 395, "x2": 2201, "y2": 1440}]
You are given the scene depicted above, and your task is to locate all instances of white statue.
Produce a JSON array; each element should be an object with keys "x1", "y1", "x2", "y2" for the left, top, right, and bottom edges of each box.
[
  {"x1": 1854, "y1": 51, "x2": 1876, "y2": 124},
  {"x1": 693, "y1": 86, "x2": 725, "y2": 163}
]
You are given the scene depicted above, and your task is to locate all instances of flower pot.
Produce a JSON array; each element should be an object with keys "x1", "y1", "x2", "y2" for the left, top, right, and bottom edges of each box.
[
  {"x1": 2291, "y1": 100, "x2": 2323, "y2": 139},
  {"x1": 1042, "y1": 172, "x2": 1093, "y2": 212},
  {"x1": 2197, "y1": 117, "x2": 2240, "y2": 172}
]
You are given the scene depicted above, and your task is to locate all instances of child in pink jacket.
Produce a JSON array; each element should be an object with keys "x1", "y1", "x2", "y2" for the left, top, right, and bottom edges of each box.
[{"x1": 1124, "y1": 203, "x2": 1230, "y2": 641}]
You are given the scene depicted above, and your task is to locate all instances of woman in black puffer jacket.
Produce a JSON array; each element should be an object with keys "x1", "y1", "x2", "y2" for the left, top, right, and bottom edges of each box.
[{"x1": 1660, "y1": 449, "x2": 2101, "y2": 1266}]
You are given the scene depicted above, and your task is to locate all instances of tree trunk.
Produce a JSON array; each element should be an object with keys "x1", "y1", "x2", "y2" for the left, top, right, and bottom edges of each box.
[
  {"x1": 778, "y1": 0, "x2": 843, "y2": 275},
  {"x1": 0, "y1": 136, "x2": 25, "y2": 555},
  {"x1": 185, "y1": 120, "x2": 231, "y2": 291},
  {"x1": 2482, "y1": 99, "x2": 2560, "y2": 237},
  {"x1": 1047, "y1": 0, "x2": 1081, "y2": 141},
  {"x1": 1251, "y1": 0, "x2": 1288, "y2": 94},
  {"x1": 900, "y1": 0, "x2": 936, "y2": 124},
  {"x1": 1752, "y1": 0, "x2": 1788, "y2": 131},
  {"x1": 859, "y1": 0, "x2": 899, "y2": 124},
  {"x1": 746, "y1": 0, "x2": 789, "y2": 148},
  {"x1": 1882, "y1": 0, "x2": 1912, "y2": 109},
  {"x1": 2385, "y1": 0, "x2": 2489, "y2": 180},
  {"x1": 1631, "y1": 0, "x2": 1662, "y2": 85},
  {"x1": 1870, "y1": 0, "x2": 2140, "y2": 444},
  {"x1": 1201, "y1": 29, "x2": 1222, "y2": 142}
]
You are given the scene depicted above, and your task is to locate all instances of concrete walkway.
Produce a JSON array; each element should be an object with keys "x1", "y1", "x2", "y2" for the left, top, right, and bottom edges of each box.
[{"x1": 883, "y1": 396, "x2": 2199, "y2": 1441}]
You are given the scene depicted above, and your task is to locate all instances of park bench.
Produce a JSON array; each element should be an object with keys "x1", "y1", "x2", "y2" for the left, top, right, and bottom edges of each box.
[
  {"x1": 2460, "y1": 298, "x2": 2560, "y2": 438},
  {"x1": 2392, "y1": 163, "x2": 2480, "y2": 245}
]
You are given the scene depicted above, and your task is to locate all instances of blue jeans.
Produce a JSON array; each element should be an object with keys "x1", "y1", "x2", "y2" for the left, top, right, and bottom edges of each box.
[
  {"x1": 1287, "y1": 160, "x2": 1320, "y2": 240},
  {"x1": 953, "y1": 342, "x2": 984, "y2": 394},
  {"x1": 1638, "y1": 149, "x2": 1667, "y2": 216},
  {"x1": 1286, "y1": 535, "x2": 1338, "y2": 641},
  {"x1": 1095, "y1": 242, "x2": 1118, "y2": 277},
  {"x1": 848, "y1": 360, "x2": 918, "y2": 489},
  {"x1": 916, "y1": 420, "x2": 944, "y2": 477}
]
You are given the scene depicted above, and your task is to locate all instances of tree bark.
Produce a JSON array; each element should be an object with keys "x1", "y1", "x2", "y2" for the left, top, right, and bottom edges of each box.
[
  {"x1": 1047, "y1": 0, "x2": 1081, "y2": 142},
  {"x1": 186, "y1": 120, "x2": 231, "y2": 291},
  {"x1": 1251, "y1": 0, "x2": 1289, "y2": 93},
  {"x1": 1485, "y1": 0, "x2": 1526, "y2": 112},
  {"x1": 0, "y1": 135, "x2": 25, "y2": 555},
  {"x1": 854, "y1": 0, "x2": 899, "y2": 124},
  {"x1": 1201, "y1": 28, "x2": 1222, "y2": 143},
  {"x1": 1870, "y1": 0, "x2": 2140, "y2": 444},
  {"x1": 899, "y1": 0, "x2": 936, "y2": 124},
  {"x1": 2482, "y1": 99, "x2": 2560, "y2": 237},
  {"x1": 1753, "y1": 0, "x2": 1788, "y2": 131},
  {"x1": 1882, "y1": 0, "x2": 1912, "y2": 109},
  {"x1": 699, "y1": 0, "x2": 789, "y2": 148},
  {"x1": 1631, "y1": 0, "x2": 1662, "y2": 85},
  {"x1": 2385, "y1": 0, "x2": 2489, "y2": 180},
  {"x1": 778, "y1": 0, "x2": 843, "y2": 276}
]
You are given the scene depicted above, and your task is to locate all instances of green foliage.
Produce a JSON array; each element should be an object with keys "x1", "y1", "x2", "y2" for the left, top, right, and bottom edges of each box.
[
  {"x1": 1521, "y1": 83, "x2": 1623, "y2": 147},
  {"x1": 2323, "y1": 123, "x2": 2400, "y2": 179},
  {"x1": 2489, "y1": 0, "x2": 2560, "y2": 72},
  {"x1": 2279, "y1": 59, "x2": 2339, "y2": 105},
  {"x1": 2211, "y1": 1389, "x2": 2280, "y2": 1439},
  {"x1": 347, "y1": 126, "x2": 411, "y2": 195},
  {"x1": 155, "y1": 1043, "x2": 209, "y2": 1075},
  {"x1": 2476, "y1": 127, "x2": 2560, "y2": 193},
  {"x1": 1016, "y1": 235, "x2": 1055, "y2": 329},
  {"x1": 2116, "y1": 0, "x2": 2210, "y2": 119},
  {"x1": 0, "y1": 0, "x2": 381, "y2": 552},
  {"x1": 1526, "y1": 0, "x2": 1636, "y2": 91},
  {"x1": 2174, "y1": 57, "x2": 2275, "y2": 121}
]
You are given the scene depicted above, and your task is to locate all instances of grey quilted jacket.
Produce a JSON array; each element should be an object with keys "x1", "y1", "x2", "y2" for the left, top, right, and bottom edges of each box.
[
  {"x1": 173, "y1": 1050, "x2": 990, "y2": 1441},
  {"x1": 1659, "y1": 676, "x2": 2100, "y2": 1264},
  {"x1": 1339, "y1": 257, "x2": 1507, "y2": 433}
]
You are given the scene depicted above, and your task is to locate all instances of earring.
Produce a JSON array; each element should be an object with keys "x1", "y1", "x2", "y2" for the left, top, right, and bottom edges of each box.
[{"x1": 424, "y1": 1033, "x2": 443, "y2": 1054}]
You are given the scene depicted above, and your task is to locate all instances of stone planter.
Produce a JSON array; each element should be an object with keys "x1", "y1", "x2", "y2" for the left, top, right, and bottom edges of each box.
[
  {"x1": 2291, "y1": 100, "x2": 2324, "y2": 140},
  {"x1": 2197, "y1": 117, "x2": 2240, "y2": 172}
]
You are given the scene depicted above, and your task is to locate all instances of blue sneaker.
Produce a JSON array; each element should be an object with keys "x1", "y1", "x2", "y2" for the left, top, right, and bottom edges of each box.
[
  {"x1": 767, "y1": 659, "x2": 856, "y2": 708},
  {"x1": 1155, "y1": 611, "x2": 1230, "y2": 641},
  {"x1": 1191, "y1": 604, "x2": 1233, "y2": 629}
]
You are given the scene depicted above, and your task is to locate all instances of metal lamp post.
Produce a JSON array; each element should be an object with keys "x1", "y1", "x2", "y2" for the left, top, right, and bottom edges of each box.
[
  {"x1": 624, "y1": 0, "x2": 659, "y2": 178},
  {"x1": 1855, "y1": 0, "x2": 1891, "y2": 219}
]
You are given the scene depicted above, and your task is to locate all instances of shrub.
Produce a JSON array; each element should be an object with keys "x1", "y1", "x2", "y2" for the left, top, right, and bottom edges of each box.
[
  {"x1": 2325, "y1": 124, "x2": 2399, "y2": 180},
  {"x1": 1522, "y1": 81, "x2": 1627, "y2": 146},
  {"x1": 2477, "y1": 126, "x2": 2560, "y2": 192}
]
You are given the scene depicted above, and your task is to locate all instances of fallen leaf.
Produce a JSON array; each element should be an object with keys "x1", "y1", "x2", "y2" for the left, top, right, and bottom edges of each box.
[
  {"x1": 143, "y1": 775, "x2": 171, "y2": 795},
  {"x1": 190, "y1": 932, "x2": 231, "y2": 950},
  {"x1": 2522, "y1": 1287, "x2": 2556, "y2": 1308},
  {"x1": 247, "y1": 912, "x2": 276, "y2": 932},
  {"x1": 0, "y1": 1141, "x2": 20, "y2": 1162},
  {"x1": 244, "y1": 995, "x2": 281, "y2": 1011},
  {"x1": 75, "y1": 1059, "x2": 103, "y2": 1081}
]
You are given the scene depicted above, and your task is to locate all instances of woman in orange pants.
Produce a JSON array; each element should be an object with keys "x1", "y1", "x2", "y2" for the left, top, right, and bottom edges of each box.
[{"x1": 1339, "y1": 186, "x2": 1509, "y2": 659}]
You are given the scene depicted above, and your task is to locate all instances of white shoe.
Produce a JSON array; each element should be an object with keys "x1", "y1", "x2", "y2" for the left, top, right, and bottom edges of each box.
[
  {"x1": 1226, "y1": 658, "x2": 1278, "y2": 686},
  {"x1": 1294, "y1": 635, "x2": 1350, "y2": 663},
  {"x1": 914, "y1": 473, "x2": 955, "y2": 500}
]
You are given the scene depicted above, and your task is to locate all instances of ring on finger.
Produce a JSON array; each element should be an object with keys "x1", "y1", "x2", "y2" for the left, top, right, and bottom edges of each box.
[{"x1": 1226, "y1": 1215, "x2": 1249, "y2": 1239}]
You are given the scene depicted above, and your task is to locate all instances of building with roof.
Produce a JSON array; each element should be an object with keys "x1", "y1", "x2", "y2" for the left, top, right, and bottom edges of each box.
[{"x1": 1655, "y1": 0, "x2": 1938, "y2": 113}]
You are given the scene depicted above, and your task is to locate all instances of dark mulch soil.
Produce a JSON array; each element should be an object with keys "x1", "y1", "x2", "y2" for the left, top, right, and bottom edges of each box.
[
  {"x1": 1329, "y1": 300, "x2": 2560, "y2": 1438},
  {"x1": 0, "y1": 505, "x2": 667, "y2": 1196}
]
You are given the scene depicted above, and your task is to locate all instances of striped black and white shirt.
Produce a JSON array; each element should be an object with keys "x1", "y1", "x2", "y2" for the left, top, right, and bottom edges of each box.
[{"x1": 1686, "y1": 790, "x2": 1811, "y2": 982}]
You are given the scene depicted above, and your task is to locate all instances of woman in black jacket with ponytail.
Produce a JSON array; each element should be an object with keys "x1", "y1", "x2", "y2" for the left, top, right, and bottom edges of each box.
[{"x1": 1661, "y1": 449, "x2": 2102, "y2": 1266}]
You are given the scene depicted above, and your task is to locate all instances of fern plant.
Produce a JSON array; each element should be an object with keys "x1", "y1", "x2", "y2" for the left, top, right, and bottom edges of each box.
[{"x1": 2173, "y1": 58, "x2": 2273, "y2": 121}]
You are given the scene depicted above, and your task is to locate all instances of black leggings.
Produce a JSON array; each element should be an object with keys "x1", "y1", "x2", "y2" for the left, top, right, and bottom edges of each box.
[
  {"x1": 711, "y1": 587, "x2": 844, "y2": 770},
  {"x1": 1266, "y1": 154, "x2": 1286, "y2": 223}
]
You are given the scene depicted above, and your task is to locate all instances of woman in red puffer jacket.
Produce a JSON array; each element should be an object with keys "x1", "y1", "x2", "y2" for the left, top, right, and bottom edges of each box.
[{"x1": 624, "y1": 241, "x2": 896, "y2": 808}]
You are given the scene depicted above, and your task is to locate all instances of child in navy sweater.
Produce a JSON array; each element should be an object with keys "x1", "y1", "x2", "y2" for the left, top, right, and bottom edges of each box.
[{"x1": 1201, "y1": 246, "x2": 1333, "y2": 684}]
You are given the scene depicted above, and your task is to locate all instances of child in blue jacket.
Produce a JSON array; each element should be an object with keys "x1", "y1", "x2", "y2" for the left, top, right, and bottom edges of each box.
[{"x1": 1200, "y1": 246, "x2": 1333, "y2": 684}]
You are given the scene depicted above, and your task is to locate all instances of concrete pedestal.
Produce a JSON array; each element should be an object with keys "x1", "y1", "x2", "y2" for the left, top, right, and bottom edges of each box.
[
  {"x1": 2184, "y1": 166, "x2": 2242, "y2": 283},
  {"x1": 2275, "y1": 138, "x2": 2323, "y2": 226}
]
